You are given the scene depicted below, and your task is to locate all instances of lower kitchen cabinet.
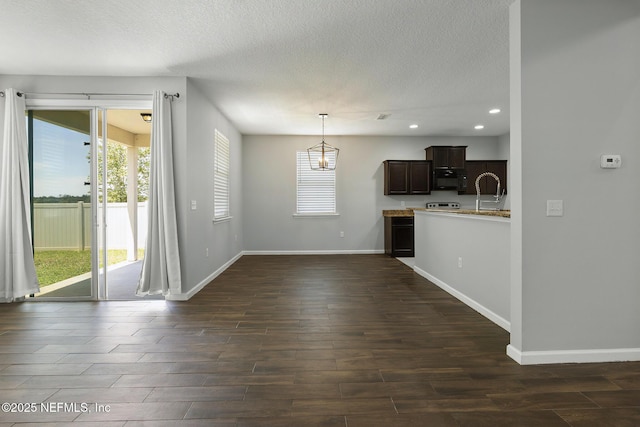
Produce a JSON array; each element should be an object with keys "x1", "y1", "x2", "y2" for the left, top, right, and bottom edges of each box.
[{"x1": 384, "y1": 216, "x2": 414, "y2": 257}]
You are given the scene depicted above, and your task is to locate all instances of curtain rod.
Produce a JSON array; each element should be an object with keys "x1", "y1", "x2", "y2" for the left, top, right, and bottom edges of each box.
[{"x1": 0, "y1": 91, "x2": 179, "y2": 99}]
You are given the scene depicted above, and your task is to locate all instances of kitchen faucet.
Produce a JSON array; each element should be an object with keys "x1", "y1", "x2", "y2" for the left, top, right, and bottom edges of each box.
[{"x1": 475, "y1": 172, "x2": 504, "y2": 211}]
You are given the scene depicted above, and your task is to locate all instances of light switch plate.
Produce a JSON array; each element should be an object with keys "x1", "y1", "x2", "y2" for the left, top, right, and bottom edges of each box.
[{"x1": 546, "y1": 200, "x2": 563, "y2": 217}]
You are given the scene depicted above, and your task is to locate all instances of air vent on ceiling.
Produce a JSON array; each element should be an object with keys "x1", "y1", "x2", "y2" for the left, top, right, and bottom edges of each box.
[{"x1": 376, "y1": 113, "x2": 391, "y2": 120}]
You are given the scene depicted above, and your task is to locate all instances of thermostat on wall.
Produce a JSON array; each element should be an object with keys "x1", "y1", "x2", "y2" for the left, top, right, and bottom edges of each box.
[{"x1": 600, "y1": 154, "x2": 621, "y2": 169}]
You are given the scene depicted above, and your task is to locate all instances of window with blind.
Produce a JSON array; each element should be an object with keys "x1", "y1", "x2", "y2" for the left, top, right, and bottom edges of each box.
[
  {"x1": 214, "y1": 130, "x2": 230, "y2": 220},
  {"x1": 296, "y1": 151, "x2": 336, "y2": 214}
]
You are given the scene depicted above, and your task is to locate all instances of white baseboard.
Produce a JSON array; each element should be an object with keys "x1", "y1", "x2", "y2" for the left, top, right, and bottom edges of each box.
[
  {"x1": 413, "y1": 266, "x2": 510, "y2": 332},
  {"x1": 166, "y1": 251, "x2": 244, "y2": 301},
  {"x1": 507, "y1": 344, "x2": 640, "y2": 365},
  {"x1": 243, "y1": 249, "x2": 385, "y2": 255}
]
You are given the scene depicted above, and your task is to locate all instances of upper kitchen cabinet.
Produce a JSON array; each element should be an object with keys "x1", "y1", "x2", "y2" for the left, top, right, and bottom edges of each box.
[
  {"x1": 464, "y1": 160, "x2": 508, "y2": 195},
  {"x1": 383, "y1": 160, "x2": 431, "y2": 195},
  {"x1": 425, "y1": 146, "x2": 467, "y2": 169}
]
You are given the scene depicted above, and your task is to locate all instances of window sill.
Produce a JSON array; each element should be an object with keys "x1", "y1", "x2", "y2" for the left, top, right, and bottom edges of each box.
[
  {"x1": 213, "y1": 216, "x2": 233, "y2": 223},
  {"x1": 292, "y1": 213, "x2": 340, "y2": 218}
]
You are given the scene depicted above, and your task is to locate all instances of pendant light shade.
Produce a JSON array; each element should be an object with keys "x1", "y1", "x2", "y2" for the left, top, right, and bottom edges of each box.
[{"x1": 307, "y1": 114, "x2": 339, "y2": 171}]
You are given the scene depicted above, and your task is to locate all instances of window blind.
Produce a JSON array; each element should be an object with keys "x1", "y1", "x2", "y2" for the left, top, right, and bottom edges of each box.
[
  {"x1": 214, "y1": 130, "x2": 230, "y2": 219},
  {"x1": 296, "y1": 151, "x2": 336, "y2": 214}
]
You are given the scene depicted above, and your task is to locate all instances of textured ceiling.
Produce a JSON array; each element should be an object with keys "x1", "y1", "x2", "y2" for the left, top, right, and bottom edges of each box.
[{"x1": 0, "y1": 0, "x2": 513, "y2": 136}]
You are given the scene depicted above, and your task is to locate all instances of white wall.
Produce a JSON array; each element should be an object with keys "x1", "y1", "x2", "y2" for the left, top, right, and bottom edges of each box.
[
  {"x1": 510, "y1": 0, "x2": 640, "y2": 364},
  {"x1": 182, "y1": 78, "x2": 243, "y2": 295},
  {"x1": 0, "y1": 75, "x2": 242, "y2": 298},
  {"x1": 498, "y1": 133, "x2": 510, "y2": 161},
  {"x1": 242, "y1": 134, "x2": 505, "y2": 252},
  {"x1": 414, "y1": 211, "x2": 511, "y2": 330}
]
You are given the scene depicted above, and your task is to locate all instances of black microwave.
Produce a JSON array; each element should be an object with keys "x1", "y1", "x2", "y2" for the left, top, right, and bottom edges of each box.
[{"x1": 433, "y1": 169, "x2": 466, "y2": 192}]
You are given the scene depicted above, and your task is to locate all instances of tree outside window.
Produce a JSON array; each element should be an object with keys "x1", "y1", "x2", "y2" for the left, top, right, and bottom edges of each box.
[{"x1": 96, "y1": 141, "x2": 150, "y2": 203}]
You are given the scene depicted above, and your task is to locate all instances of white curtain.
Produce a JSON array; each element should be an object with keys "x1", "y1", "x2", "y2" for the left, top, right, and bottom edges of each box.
[
  {"x1": 0, "y1": 89, "x2": 40, "y2": 302},
  {"x1": 136, "y1": 91, "x2": 182, "y2": 296}
]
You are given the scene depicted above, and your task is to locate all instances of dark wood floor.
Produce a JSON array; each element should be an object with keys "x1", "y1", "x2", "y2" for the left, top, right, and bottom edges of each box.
[{"x1": 1, "y1": 255, "x2": 640, "y2": 426}]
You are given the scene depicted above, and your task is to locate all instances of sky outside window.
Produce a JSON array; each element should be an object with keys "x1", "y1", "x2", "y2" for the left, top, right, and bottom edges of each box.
[{"x1": 32, "y1": 117, "x2": 91, "y2": 199}]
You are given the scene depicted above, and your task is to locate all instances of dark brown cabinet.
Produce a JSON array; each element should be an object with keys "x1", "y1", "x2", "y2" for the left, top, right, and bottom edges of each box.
[
  {"x1": 464, "y1": 160, "x2": 508, "y2": 195},
  {"x1": 425, "y1": 146, "x2": 467, "y2": 169},
  {"x1": 408, "y1": 161, "x2": 431, "y2": 194},
  {"x1": 383, "y1": 160, "x2": 431, "y2": 195},
  {"x1": 384, "y1": 216, "x2": 414, "y2": 257},
  {"x1": 384, "y1": 161, "x2": 409, "y2": 194}
]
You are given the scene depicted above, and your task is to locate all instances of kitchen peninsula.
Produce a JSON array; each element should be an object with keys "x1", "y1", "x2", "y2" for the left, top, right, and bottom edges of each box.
[{"x1": 388, "y1": 208, "x2": 511, "y2": 331}]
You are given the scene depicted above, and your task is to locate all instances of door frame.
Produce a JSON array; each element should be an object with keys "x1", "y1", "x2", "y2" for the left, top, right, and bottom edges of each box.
[{"x1": 26, "y1": 98, "x2": 152, "y2": 301}]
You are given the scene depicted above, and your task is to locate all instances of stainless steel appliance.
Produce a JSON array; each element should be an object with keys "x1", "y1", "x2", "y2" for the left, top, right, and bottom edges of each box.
[
  {"x1": 432, "y1": 168, "x2": 466, "y2": 192},
  {"x1": 427, "y1": 202, "x2": 460, "y2": 209}
]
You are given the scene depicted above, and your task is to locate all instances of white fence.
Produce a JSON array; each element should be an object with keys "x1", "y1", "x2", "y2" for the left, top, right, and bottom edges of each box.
[{"x1": 33, "y1": 202, "x2": 148, "y2": 251}]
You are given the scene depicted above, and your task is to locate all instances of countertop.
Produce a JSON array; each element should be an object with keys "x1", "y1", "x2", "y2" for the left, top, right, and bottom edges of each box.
[
  {"x1": 383, "y1": 208, "x2": 510, "y2": 218},
  {"x1": 382, "y1": 209, "x2": 416, "y2": 217}
]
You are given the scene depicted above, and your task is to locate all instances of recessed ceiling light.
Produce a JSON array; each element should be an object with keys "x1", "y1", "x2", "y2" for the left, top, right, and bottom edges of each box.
[
  {"x1": 489, "y1": 108, "x2": 501, "y2": 114},
  {"x1": 474, "y1": 125, "x2": 485, "y2": 130},
  {"x1": 409, "y1": 124, "x2": 418, "y2": 129}
]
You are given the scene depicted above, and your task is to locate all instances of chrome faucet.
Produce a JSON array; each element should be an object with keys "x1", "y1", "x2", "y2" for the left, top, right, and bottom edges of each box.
[{"x1": 475, "y1": 172, "x2": 504, "y2": 211}]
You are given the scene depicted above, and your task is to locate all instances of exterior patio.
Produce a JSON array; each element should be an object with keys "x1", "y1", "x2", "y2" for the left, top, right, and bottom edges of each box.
[{"x1": 34, "y1": 260, "x2": 163, "y2": 300}]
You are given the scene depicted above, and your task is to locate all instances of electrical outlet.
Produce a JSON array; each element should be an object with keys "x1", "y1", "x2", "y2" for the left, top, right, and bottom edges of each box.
[
  {"x1": 340, "y1": 231, "x2": 345, "y2": 238},
  {"x1": 458, "y1": 257, "x2": 463, "y2": 269}
]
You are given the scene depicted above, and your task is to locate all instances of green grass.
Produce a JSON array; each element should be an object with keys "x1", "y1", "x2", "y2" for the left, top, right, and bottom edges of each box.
[{"x1": 34, "y1": 249, "x2": 144, "y2": 287}]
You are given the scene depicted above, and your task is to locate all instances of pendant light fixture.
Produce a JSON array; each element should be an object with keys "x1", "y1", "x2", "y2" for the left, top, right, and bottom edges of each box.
[{"x1": 307, "y1": 113, "x2": 339, "y2": 171}]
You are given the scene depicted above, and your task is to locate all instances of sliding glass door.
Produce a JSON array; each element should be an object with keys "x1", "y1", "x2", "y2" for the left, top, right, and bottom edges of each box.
[
  {"x1": 27, "y1": 104, "x2": 154, "y2": 300},
  {"x1": 96, "y1": 108, "x2": 154, "y2": 300},
  {"x1": 29, "y1": 110, "x2": 95, "y2": 299}
]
